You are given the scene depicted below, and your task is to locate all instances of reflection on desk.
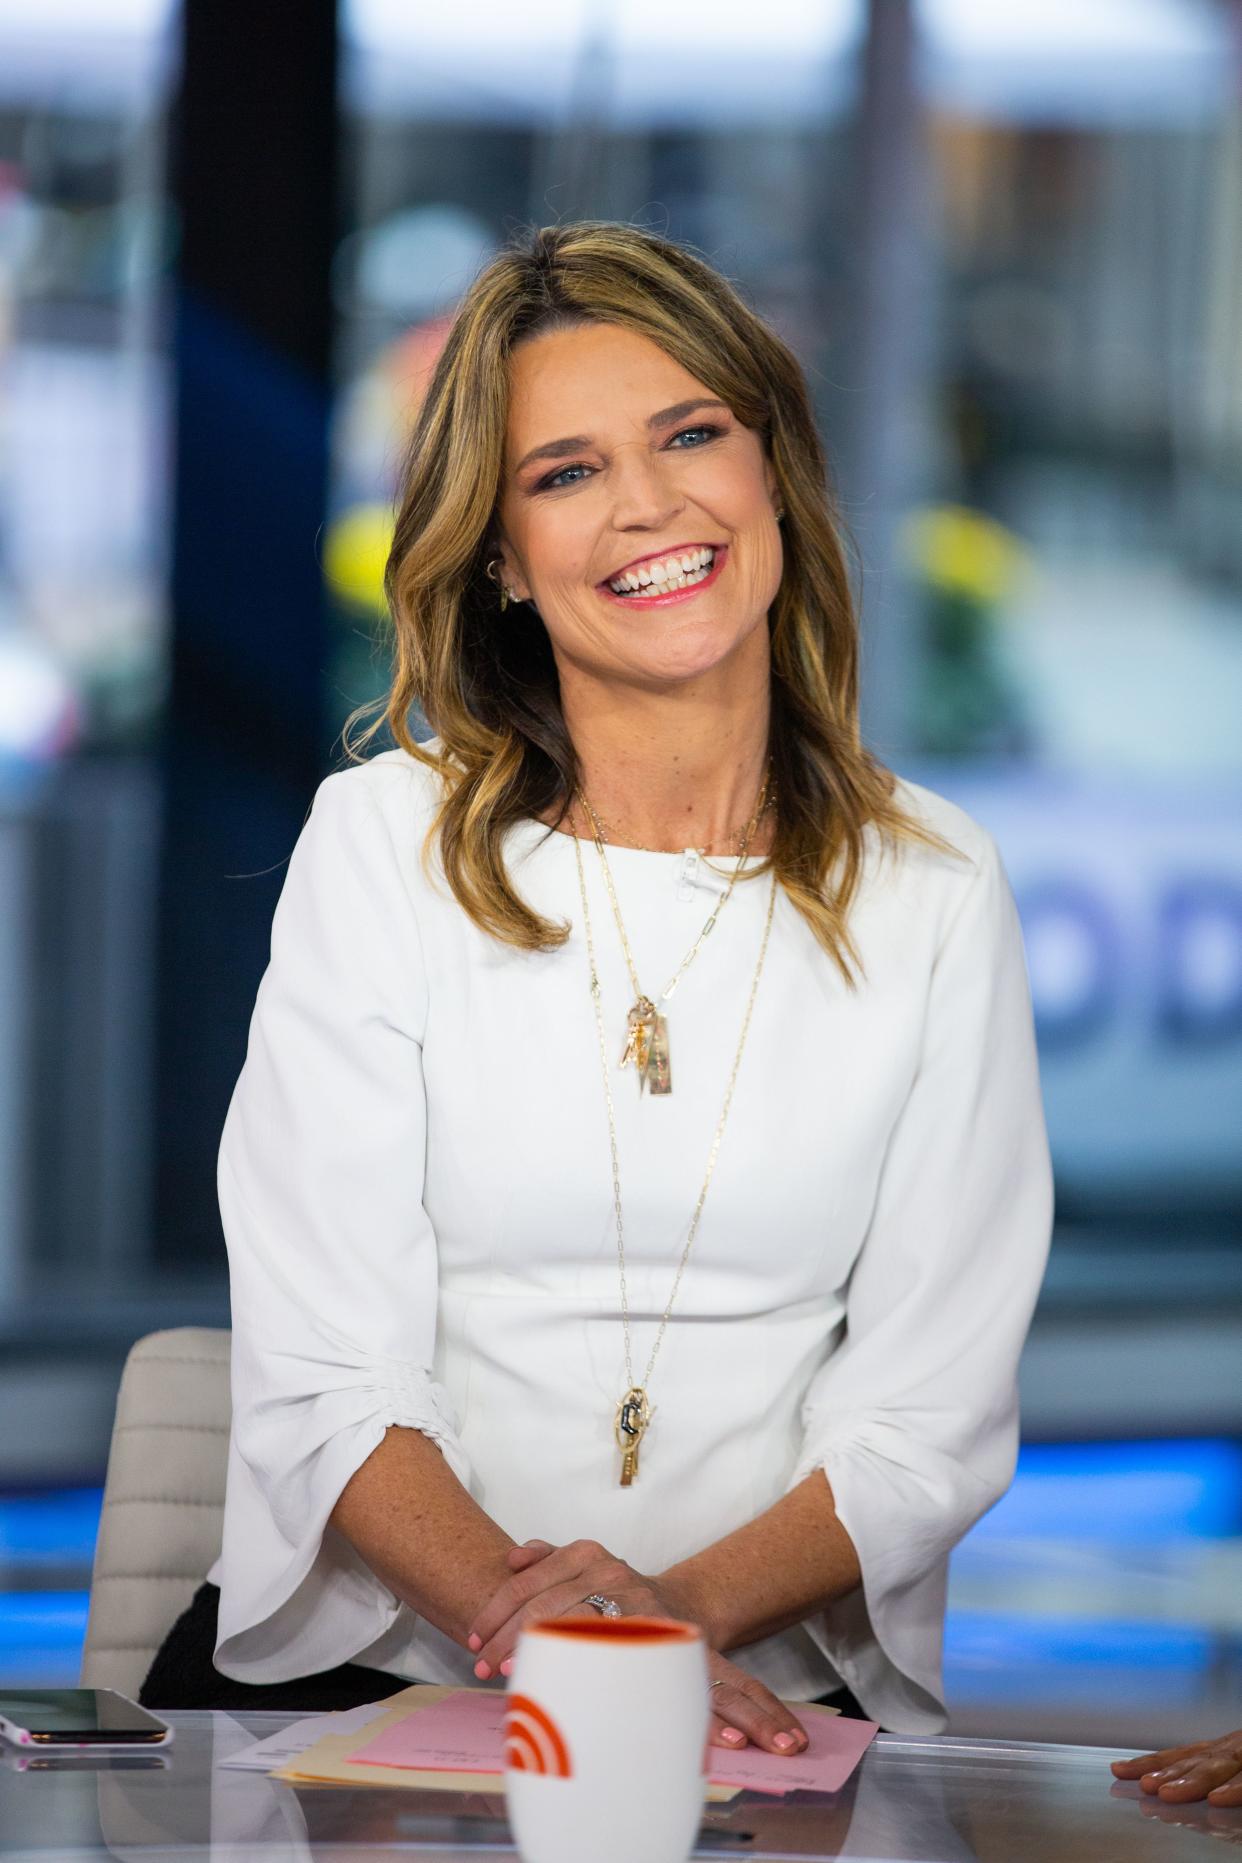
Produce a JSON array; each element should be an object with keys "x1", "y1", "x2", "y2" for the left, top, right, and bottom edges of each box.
[{"x1": 0, "y1": 1711, "x2": 1240, "y2": 1859}]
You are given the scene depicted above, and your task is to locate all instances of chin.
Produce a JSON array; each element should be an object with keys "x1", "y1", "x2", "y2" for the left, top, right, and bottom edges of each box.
[
  {"x1": 628, "y1": 623, "x2": 756, "y2": 683},
  {"x1": 630, "y1": 652, "x2": 739, "y2": 690}
]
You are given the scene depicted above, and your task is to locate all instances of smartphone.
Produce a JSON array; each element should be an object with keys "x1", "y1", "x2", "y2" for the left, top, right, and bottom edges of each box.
[
  {"x1": 0, "y1": 1690, "x2": 173, "y2": 1748},
  {"x1": 2, "y1": 1748, "x2": 170, "y2": 1773}
]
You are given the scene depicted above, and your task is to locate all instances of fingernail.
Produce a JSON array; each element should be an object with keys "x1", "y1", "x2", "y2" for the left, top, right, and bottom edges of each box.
[
  {"x1": 474, "y1": 1659, "x2": 491, "y2": 1680},
  {"x1": 721, "y1": 1727, "x2": 745, "y2": 1745},
  {"x1": 467, "y1": 1633, "x2": 482, "y2": 1651},
  {"x1": 774, "y1": 1733, "x2": 796, "y2": 1751},
  {"x1": 500, "y1": 1659, "x2": 514, "y2": 1676}
]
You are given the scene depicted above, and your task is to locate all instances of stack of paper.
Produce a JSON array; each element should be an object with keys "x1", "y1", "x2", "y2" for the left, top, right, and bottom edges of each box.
[
  {"x1": 346, "y1": 1687, "x2": 877, "y2": 1797},
  {"x1": 228, "y1": 1684, "x2": 877, "y2": 1799}
]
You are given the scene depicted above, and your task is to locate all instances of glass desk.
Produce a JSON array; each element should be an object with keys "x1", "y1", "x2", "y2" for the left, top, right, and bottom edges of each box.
[{"x1": 1, "y1": 1711, "x2": 1239, "y2": 1861}]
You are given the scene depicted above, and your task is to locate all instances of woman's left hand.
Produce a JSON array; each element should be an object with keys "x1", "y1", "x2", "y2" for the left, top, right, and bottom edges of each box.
[
  {"x1": 466, "y1": 1537, "x2": 697, "y2": 1679},
  {"x1": 1112, "y1": 1731, "x2": 1242, "y2": 1805}
]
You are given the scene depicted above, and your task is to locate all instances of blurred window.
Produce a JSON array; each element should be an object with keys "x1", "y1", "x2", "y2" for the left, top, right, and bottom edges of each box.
[
  {"x1": 0, "y1": 1, "x2": 177, "y2": 1304},
  {"x1": 332, "y1": 0, "x2": 1241, "y2": 1248}
]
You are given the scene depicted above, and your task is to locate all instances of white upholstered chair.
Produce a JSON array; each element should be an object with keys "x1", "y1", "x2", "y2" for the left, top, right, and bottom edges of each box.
[{"x1": 81, "y1": 1327, "x2": 232, "y2": 1696}]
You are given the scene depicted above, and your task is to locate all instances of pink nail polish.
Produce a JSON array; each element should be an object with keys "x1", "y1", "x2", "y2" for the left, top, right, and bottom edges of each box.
[
  {"x1": 500, "y1": 1659, "x2": 514, "y2": 1676},
  {"x1": 474, "y1": 1659, "x2": 490, "y2": 1680},
  {"x1": 774, "y1": 1733, "x2": 796, "y2": 1751},
  {"x1": 721, "y1": 1727, "x2": 745, "y2": 1744},
  {"x1": 467, "y1": 1633, "x2": 482, "y2": 1651}
]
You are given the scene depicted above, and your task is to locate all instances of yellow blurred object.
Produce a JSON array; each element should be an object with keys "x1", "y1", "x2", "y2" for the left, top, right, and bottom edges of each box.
[
  {"x1": 325, "y1": 502, "x2": 394, "y2": 616},
  {"x1": 899, "y1": 503, "x2": 1030, "y2": 607}
]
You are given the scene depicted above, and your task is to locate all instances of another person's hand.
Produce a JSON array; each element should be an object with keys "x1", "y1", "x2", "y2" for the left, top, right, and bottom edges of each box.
[
  {"x1": 467, "y1": 1536, "x2": 809, "y2": 1756},
  {"x1": 1112, "y1": 1730, "x2": 1242, "y2": 1805}
]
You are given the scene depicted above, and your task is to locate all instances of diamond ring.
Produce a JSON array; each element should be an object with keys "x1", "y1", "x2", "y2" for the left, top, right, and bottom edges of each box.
[{"x1": 583, "y1": 1594, "x2": 622, "y2": 1618}]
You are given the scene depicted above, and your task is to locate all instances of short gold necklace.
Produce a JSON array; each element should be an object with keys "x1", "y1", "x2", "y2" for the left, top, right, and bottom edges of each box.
[
  {"x1": 576, "y1": 768, "x2": 771, "y2": 1095},
  {"x1": 584, "y1": 788, "x2": 775, "y2": 858},
  {"x1": 572, "y1": 834, "x2": 778, "y2": 1485}
]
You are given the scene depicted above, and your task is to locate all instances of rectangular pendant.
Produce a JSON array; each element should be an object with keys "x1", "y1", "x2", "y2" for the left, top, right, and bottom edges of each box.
[{"x1": 643, "y1": 1013, "x2": 672, "y2": 1096}]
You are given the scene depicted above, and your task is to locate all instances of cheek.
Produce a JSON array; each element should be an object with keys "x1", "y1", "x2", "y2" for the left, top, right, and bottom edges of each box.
[
  {"x1": 738, "y1": 518, "x2": 784, "y2": 613},
  {"x1": 528, "y1": 505, "x2": 600, "y2": 589}
]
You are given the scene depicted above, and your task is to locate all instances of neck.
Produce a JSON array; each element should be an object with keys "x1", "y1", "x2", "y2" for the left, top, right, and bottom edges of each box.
[{"x1": 555, "y1": 649, "x2": 773, "y2": 856}]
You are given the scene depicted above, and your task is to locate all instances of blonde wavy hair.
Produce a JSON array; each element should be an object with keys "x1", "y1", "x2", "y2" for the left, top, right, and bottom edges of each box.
[{"x1": 347, "y1": 220, "x2": 961, "y2": 987}]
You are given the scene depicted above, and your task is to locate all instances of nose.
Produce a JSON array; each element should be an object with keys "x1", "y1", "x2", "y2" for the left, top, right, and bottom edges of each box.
[{"x1": 606, "y1": 441, "x2": 684, "y2": 532}]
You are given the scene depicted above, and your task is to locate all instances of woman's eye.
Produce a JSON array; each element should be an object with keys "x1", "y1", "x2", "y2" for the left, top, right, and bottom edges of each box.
[
  {"x1": 539, "y1": 462, "x2": 590, "y2": 491},
  {"x1": 669, "y1": 423, "x2": 723, "y2": 448}
]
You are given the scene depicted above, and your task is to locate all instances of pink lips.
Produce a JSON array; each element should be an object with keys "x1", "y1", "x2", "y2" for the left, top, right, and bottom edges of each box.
[{"x1": 598, "y1": 545, "x2": 728, "y2": 609}]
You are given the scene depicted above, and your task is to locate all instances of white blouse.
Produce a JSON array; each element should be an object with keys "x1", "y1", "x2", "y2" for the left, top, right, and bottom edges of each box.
[{"x1": 208, "y1": 746, "x2": 1054, "y2": 1734}]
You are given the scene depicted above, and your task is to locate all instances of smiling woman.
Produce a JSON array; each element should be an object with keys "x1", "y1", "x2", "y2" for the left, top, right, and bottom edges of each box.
[
  {"x1": 495, "y1": 325, "x2": 782, "y2": 715},
  {"x1": 369, "y1": 220, "x2": 959, "y2": 970},
  {"x1": 142, "y1": 224, "x2": 1055, "y2": 1761}
]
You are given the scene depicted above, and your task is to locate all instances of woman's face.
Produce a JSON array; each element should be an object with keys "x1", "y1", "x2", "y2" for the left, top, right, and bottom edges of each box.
[{"x1": 494, "y1": 322, "x2": 783, "y2": 692}]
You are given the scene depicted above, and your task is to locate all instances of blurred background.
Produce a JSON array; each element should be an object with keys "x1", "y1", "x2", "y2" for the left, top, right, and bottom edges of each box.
[{"x1": 0, "y1": 0, "x2": 1240, "y2": 1749}]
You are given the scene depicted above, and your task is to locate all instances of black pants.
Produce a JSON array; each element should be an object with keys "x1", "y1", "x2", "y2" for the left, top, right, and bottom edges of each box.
[
  {"x1": 140, "y1": 1581, "x2": 875, "y2": 1722},
  {"x1": 139, "y1": 1582, "x2": 411, "y2": 1712}
]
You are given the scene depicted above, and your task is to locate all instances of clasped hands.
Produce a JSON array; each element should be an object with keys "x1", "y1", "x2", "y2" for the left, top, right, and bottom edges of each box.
[{"x1": 464, "y1": 1535, "x2": 809, "y2": 1757}]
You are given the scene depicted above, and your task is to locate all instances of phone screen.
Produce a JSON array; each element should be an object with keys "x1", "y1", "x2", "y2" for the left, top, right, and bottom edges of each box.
[{"x1": 0, "y1": 1690, "x2": 169, "y2": 1742}]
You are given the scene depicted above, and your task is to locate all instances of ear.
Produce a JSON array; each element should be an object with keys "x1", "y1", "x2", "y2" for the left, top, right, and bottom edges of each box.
[
  {"x1": 491, "y1": 536, "x2": 532, "y2": 605},
  {"x1": 763, "y1": 458, "x2": 783, "y2": 517}
]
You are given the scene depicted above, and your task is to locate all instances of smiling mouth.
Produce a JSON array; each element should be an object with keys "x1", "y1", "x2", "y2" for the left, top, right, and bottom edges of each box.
[{"x1": 606, "y1": 545, "x2": 719, "y2": 598}]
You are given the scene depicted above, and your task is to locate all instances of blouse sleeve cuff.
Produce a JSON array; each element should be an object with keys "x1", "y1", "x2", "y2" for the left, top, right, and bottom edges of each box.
[
  {"x1": 369, "y1": 1356, "x2": 473, "y2": 1490},
  {"x1": 790, "y1": 1416, "x2": 1003, "y2": 1732},
  {"x1": 213, "y1": 1359, "x2": 472, "y2": 1683}
]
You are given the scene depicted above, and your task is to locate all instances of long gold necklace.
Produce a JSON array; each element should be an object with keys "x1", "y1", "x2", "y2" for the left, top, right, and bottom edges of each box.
[
  {"x1": 572, "y1": 834, "x2": 778, "y2": 1485},
  {"x1": 576, "y1": 767, "x2": 771, "y2": 1096}
]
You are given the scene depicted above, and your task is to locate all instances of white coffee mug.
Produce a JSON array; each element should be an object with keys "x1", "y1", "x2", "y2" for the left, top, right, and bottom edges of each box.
[{"x1": 504, "y1": 1615, "x2": 710, "y2": 1863}]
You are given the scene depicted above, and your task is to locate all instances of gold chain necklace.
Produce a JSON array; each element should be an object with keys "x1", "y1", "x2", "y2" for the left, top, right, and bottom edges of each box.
[
  {"x1": 572, "y1": 833, "x2": 778, "y2": 1485},
  {"x1": 584, "y1": 788, "x2": 775, "y2": 858},
  {"x1": 575, "y1": 767, "x2": 771, "y2": 1096}
]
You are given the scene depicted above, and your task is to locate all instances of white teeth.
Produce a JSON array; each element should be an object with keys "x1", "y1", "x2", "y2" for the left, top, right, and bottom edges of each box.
[{"x1": 609, "y1": 546, "x2": 716, "y2": 596}]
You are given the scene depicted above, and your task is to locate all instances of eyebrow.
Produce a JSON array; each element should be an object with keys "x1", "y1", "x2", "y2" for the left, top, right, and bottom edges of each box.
[{"x1": 513, "y1": 398, "x2": 731, "y2": 477}]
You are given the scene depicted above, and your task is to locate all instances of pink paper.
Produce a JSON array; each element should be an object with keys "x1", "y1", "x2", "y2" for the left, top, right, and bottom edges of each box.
[
  {"x1": 348, "y1": 1688, "x2": 877, "y2": 1796},
  {"x1": 708, "y1": 1711, "x2": 878, "y2": 1795},
  {"x1": 350, "y1": 1689, "x2": 508, "y2": 1774}
]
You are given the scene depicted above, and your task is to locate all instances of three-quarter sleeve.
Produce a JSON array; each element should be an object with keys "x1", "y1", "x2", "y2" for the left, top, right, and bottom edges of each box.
[
  {"x1": 791, "y1": 825, "x2": 1054, "y2": 1731},
  {"x1": 212, "y1": 767, "x2": 470, "y2": 1682}
]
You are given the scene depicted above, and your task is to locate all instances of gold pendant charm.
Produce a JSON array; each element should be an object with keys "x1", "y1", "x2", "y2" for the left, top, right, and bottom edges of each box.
[
  {"x1": 619, "y1": 999, "x2": 656, "y2": 1081},
  {"x1": 614, "y1": 1385, "x2": 650, "y2": 1486},
  {"x1": 618, "y1": 1000, "x2": 672, "y2": 1095},
  {"x1": 645, "y1": 1012, "x2": 672, "y2": 1096}
]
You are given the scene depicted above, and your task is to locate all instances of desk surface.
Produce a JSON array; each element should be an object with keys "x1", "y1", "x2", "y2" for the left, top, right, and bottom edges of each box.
[{"x1": 1, "y1": 1711, "x2": 1239, "y2": 1861}]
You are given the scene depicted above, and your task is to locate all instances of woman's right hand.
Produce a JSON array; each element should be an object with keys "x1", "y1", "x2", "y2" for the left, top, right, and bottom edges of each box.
[{"x1": 502, "y1": 1537, "x2": 808, "y2": 1755}]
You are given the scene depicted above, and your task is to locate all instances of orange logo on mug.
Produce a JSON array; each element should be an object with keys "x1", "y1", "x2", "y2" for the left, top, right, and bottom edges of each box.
[{"x1": 504, "y1": 1693, "x2": 574, "y2": 1778}]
